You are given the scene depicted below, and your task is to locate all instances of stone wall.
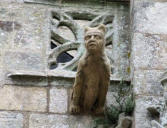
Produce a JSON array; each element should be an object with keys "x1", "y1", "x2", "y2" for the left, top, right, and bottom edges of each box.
[
  {"x1": 130, "y1": 0, "x2": 167, "y2": 127},
  {"x1": 0, "y1": 1, "x2": 130, "y2": 128},
  {"x1": 3, "y1": 0, "x2": 167, "y2": 127}
]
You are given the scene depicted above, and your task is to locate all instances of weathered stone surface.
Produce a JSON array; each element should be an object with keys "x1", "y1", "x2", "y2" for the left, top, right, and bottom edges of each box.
[
  {"x1": 0, "y1": 69, "x2": 5, "y2": 86},
  {"x1": 112, "y1": 8, "x2": 130, "y2": 80},
  {"x1": 0, "y1": 85, "x2": 47, "y2": 112},
  {"x1": 161, "y1": 112, "x2": 167, "y2": 127},
  {"x1": 147, "y1": 107, "x2": 160, "y2": 119},
  {"x1": 49, "y1": 88, "x2": 68, "y2": 113},
  {"x1": 133, "y1": 70, "x2": 164, "y2": 96},
  {"x1": 131, "y1": 1, "x2": 167, "y2": 128},
  {"x1": 0, "y1": 1, "x2": 131, "y2": 127},
  {"x1": 151, "y1": 120, "x2": 164, "y2": 128},
  {"x1": 132, "y1": 33, "x2": 167, "y2": 70},
  {"x1": 116, "y1": 113, "x2": 132, "y2": 128},
  {"x1": 29, "y1": 114, "x2": 94, "y2": 128},
  {"x1": 4, "y1": 51, "x2": 45, "y2": 71},
  {"x1": 134, "y1": 96, "x2": 165, "y2": 128},
  {"x1": 24, "y1": 0, "x2": 58, "y2": 5},
  {"x1": 0, "y1": 3, "x2": 49, "y2": 51},
  {"x1": 133, "y1": 2, "x2": 167, "y2": 34},
  {"x1": 0, "y1": 0, "x2": 23, "y2": 2},
  {"x1": 5, "y1": 70, "x2": 48, "y2": 87},
  {"x1": 48, "y1": 70, "x2": 74, "y2": 87},
  {"x1": 0, "y1": 111, "x2": 23, "y2": 128},
  {"x1": 49, "y1": 77, "x2": 74, "y2": 87},
  {"x1": 160, "y1": 71, "x2": 167, "y2": 96}
]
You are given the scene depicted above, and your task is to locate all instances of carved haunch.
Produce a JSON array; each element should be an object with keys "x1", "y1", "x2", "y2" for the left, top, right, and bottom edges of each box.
[{"x1": 70, "y1": 24, "x2": 111, "y2": 115}]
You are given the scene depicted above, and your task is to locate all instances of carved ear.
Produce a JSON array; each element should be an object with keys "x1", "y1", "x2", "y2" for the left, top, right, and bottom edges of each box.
[
  {"x1": 85, "y1": 26, "x2": 91, "y2": 33},
  {"x1": 97, "y1": 24, "x2": 106, "y2": 33}
]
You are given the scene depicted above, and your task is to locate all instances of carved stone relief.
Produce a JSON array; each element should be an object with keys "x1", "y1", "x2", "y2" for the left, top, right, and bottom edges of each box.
[
  {"x1": 7, "y1": 5, "x2": 130, "y2": 87},
  {"x1": 48, "y1": 10, "x2": 114, "y2": 72},
  {"x1": 70, "y1": 24, "x2": 111, "y2": 115}
]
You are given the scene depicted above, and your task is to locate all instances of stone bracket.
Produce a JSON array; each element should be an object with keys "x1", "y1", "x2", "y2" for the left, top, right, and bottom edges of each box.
[{"x1": 7, "y1": 70, "x2": 130, "y2": 87}]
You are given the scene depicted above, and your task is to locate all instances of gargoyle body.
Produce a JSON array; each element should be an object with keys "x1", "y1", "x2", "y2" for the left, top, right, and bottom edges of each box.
[{"x1": 70, "y1": 24, "x2": 111, "y2": 115}]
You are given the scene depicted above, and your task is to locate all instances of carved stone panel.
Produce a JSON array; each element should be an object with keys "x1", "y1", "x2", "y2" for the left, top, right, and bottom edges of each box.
[
  {"x1": 48, "y1": 10, "x2": 114, "y2": 71},
  {"x1": 48, "y1": 5, "x2": 130, "y2": 80},
  {"x1": 4, "y1": 3, "x2": 130, "y2": 86}
]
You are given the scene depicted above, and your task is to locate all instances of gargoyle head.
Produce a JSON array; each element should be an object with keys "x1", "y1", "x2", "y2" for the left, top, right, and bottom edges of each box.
[{"x1": 84, "y1": 24, "x2": 106, "y2": 53}]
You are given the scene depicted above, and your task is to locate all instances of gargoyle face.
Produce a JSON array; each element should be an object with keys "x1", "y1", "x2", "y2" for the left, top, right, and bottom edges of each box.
[{"x1": 84, "y1": 24, "x2": 106, "y2": 53}]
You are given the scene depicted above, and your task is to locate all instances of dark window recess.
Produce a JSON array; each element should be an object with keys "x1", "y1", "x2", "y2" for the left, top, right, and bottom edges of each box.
[
  {"x1": 50, "y1": 63, "x2": 58, "y2": 69},
  {"x1": 50, "y1": 52, "x2": 73, "y2": 70},
  {"x1": 57, "y1": 52, "x2": 74, "y2": 63},
  {"x1": 51, "y1": 41, "x2": 57, "y2": 49},
  {"x1": 72, "y1": 66, "x2": 77, "y2": 72}
]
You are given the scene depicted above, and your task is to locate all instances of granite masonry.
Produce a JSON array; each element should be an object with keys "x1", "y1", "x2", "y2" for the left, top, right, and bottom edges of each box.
[{"x1": 0, "y1": 0, "x2": 166, "y2": 128}]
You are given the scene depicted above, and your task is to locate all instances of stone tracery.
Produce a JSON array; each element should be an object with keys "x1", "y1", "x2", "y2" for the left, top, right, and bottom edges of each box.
[{"x1": 48, "y1": 10, "x2": 114, "y2": 71}]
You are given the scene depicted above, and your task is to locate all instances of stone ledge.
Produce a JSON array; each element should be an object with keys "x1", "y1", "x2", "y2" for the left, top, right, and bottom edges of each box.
[{"x1": 7, "y1": 69, "x2": 130, "y2": 87}]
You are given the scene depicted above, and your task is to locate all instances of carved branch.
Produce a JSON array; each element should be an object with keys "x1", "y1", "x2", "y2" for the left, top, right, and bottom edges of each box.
[
  {"x1": 103, "y1": 14, "x2": 114, "y2": 25},
  {"x1": 89, "y1": 14, "x2": 114, "y2": 27},
  {"x1": 61, "y1": 53, "x2": 81, "y2": 70},
  {"x1": 51, "y1": 28, "x2": 70, "y2": 44},
  {"x1": 52, "y1": 10, "x2": 83, "y2": 42},
  {"x1": 58, "y1": 20, "x2": 81, "y2": 40},
  {"x1": 65, "y1": 10, "x2": 98, "y2": 21},
  {"x1": 52, "y1": 11, "x2": 72, "y2": 21},
  {"x1": 51, "y1": 19, "x2": 58, "y2": 26},
  {"x1": 50, "y1": 11, "x2": 114, "y2": 71},
  {"x1": 105, "y1": 49, "x2": 114, "y2": 72},
  {"x1": 106, "y1": 30, "x2": 114, "y2": 45},
  {"x1": 62, "y1": 44, "x2": 85, "y2": 70},
  {"x1": 51, "y1": 39, "x2": 60, "y2": 46},
  {"x1": 49, "y1": 42, "x2": 80, "y2": 66}
]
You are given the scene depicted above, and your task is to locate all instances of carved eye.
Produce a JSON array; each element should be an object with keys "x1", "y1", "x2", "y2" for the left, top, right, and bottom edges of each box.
[
  {"x1": 85, "y1": 35, "x2": 91, "y2": 40},
  {"x1": 95, "y1": 35, "x2": 101, "y2": 40}
]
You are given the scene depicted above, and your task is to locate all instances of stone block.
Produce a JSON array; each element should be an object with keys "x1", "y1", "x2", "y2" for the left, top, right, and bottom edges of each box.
[
  {"x1": 0, "y1": 3, "x2": 49, "y2": 51},
  {"x1": 134, "y1": 96, "x2": 165, "y2": 128},
  {"x1": 133, "y1": 2, "x2": 167, "y2": 34},
  {"x1": 0, "y1": 51, "x2": 4, "y2": 68},
  {"x1": 0, "y1": 29, "x2": 11, "y2": 49},
  {"x1": 24, "y1": 0, "x2": 57, "y2": 5},
  {"x1": 49, "y1": 77, "x2": 74, "y2": 87},
  {"x1": 4, "y1": 51, "x2": 45, "y2": 71},
  {"x1": 0, "y1": 4, "x2": 13, "y2": 21},
  {"x1": 5, "y1": 70, "x2": 48, "y2": 87},
  {"x1": 29, "y1": 114, "x2": 94, "y2": 128},
  {"x1": 0, "y1": 0, "x2": 23, "y2": 2},
  {"x1": 0, "y1": 111, "x2": 23, "y2": 128},
  {"x1": 133, "y1": 70, "x2": 164, "y2": 96},
  {"x1": 0, "y1": 85, "x2": 47, "y2": 112},
  {"x1": 0, "y1": 69, "x2": 5, "y2": 86},
  {"x1": 132, "y1": 33, "x2": 167, "y2": 70},
  {"x1": 49, "y1": 88, "x2": 68, "y2": 113}
]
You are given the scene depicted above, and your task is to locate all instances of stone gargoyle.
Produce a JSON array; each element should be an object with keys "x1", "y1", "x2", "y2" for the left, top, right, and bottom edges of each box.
[{"x1": 70, "y1": 24, "x2": 111, "y2": 115}]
